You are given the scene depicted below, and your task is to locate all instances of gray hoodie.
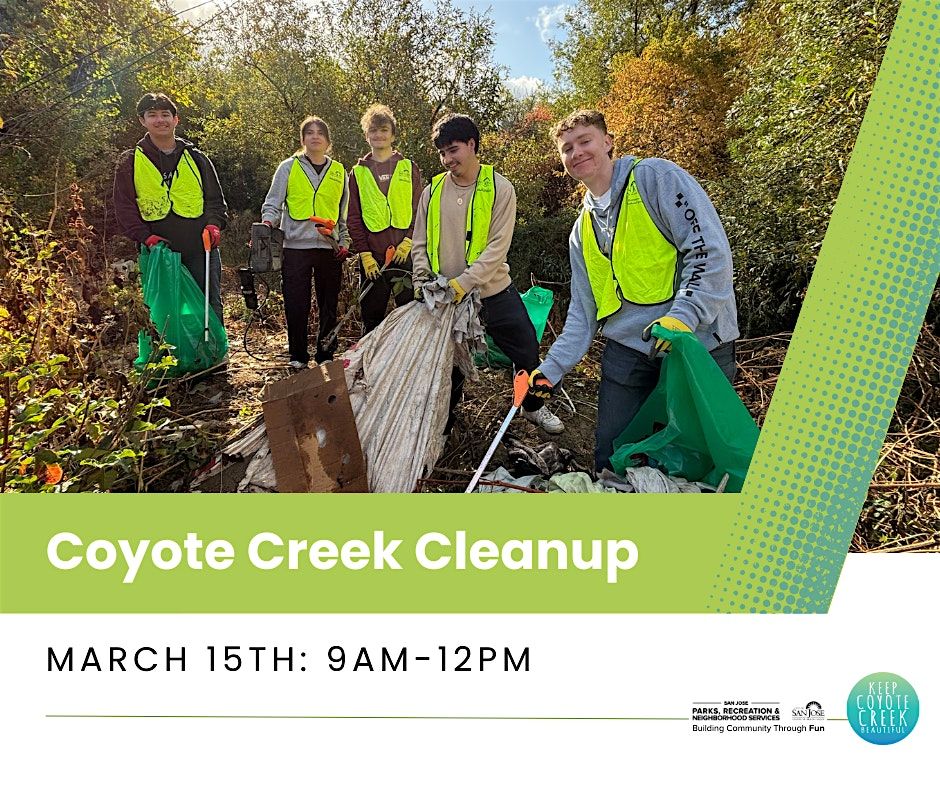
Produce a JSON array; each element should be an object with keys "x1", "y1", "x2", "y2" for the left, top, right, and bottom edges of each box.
[
  {"x1": 261, "y1": 155, "x2": 351, "y2": 250},
  {"x1": 539, "y1": 155, "x2": 739, "y2": 384}
]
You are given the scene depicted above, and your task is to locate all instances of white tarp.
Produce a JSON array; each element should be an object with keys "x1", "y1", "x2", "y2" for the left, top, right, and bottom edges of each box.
[{"x1": 343, "y1": 283, "x2": 485, "y2": 492}]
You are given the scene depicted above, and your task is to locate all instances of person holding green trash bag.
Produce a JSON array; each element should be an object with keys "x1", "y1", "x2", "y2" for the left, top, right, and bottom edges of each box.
[
  {"x1": 113, "y1": 92, "x2": 228, "y2": 328},
  {"x1": 531, "y1": 109, "x2": 740, "y2": 474},
  {"x1": 261, "y1": 115, "x2": 351, "y2": 368}
]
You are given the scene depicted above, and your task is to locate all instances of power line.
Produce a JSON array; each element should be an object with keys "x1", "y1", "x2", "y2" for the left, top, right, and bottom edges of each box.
[
  {"x1": 8, "y1": 0, "x2": 219, "y2": 99},
  {"x1": 1, "y1": 1, "x2": 235, "y2": 143}
]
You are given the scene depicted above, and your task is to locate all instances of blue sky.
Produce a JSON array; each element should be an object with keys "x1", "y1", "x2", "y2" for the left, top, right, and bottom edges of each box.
[{"x1": 463, "y1": 2, "x2": 570, "y2": 94}]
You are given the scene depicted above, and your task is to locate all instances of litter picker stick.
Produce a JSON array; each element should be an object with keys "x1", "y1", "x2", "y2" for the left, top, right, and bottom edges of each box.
[
  {"x1": 465, "y1": 370, "x2": 530, "y2": 493},
  {"x1": 201, "y1": 227, "x2": 211, "y2": 343},
  {"x1": 323, "y1": 245, "x2": 395, "y2": 348}
]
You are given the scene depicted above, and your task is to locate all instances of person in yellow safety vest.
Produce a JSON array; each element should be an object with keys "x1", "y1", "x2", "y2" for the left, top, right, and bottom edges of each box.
[
  {"x1": 347, "y1": 104, "x2": 424, "y2": 335},
  {"x1": 113, "y1": 92, "x2": 228, "y2": 326},
  {"x1": 411, "y1": 113, "x2": 564, "y2": 436},
  {"x1": 261, "y1": 115, "x2": 351, "y2": 368},
  {"x1": 531, "y1": 109, "x2": 740, "y2": 471}
]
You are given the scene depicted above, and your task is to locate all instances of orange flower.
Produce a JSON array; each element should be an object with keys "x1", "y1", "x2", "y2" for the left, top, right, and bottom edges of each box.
[
  {"x1": 18, "y1": 460, "x2": 30, "y2": 476},
  {"x1": 43, "y1": 463, "x2": 64, "y2": 485}
]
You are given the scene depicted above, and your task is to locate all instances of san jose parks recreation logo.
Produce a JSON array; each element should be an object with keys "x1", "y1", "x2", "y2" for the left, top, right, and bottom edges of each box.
[{"x1": 847, "y1": 672, "x2": 919, "y2": 745}]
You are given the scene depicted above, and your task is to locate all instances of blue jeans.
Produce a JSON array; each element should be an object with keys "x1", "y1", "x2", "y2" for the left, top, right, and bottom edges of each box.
[{"x1": 594, "y1": 339, "x2": 737, "y2": 471}]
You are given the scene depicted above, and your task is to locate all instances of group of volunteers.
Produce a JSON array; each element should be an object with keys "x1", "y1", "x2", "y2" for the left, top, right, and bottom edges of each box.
[{"x1": 114, "y1": 92, "x2": 738, "y2": 474}]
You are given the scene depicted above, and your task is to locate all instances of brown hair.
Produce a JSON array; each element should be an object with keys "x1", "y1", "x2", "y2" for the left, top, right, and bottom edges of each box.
[
  {"x1": 296, "y1": 116, "x2": 332, "y2": 155},
  {"x1": 360, "y1": 104, "x2": 397, "y2": 136},
  {"x1": 137, "y1": 92, "x2": 178, "y2": 117},
  {"x1": 550, "y1": 109, "x2": 608, "y2": 141}
]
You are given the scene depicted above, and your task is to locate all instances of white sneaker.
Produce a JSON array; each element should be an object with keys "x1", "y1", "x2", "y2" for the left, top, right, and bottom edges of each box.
[
  {"x1": 289, "y1": 360, "x2": 308, "y2": 370},
  {"x1": 522, "y1": 406, "x2": 564, "y2": 434}
]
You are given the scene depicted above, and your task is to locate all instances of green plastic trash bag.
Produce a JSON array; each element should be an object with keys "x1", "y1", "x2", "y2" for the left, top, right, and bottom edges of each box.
[
  {"x1": 476, "y1": 286, "x2": 554, "y2": 368},
  {"x1": 134, "y1": 243, "x2": 227, "y2": 377},
  {"x1": 609, "y1": 325, "x2": 759, "y2": 492}
]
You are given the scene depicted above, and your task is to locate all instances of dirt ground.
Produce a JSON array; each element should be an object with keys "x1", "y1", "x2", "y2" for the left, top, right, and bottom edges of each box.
[{"x1": 152, "y1": 261, "x2": 938, "y2": 552}]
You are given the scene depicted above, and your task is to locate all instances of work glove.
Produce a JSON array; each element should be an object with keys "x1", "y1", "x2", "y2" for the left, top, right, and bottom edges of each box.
[
  {"x1": 448, "y1": 278, "x2": 466, "y2": 304},
  {"x1": 144, "y1": 235, "x2": 167, "y2": 248},
  {"x1": 334, "y1": 245, "x2": 350, "y2": 261},
  {"x1": 361, "y1": 251, "x2": 381, "y2": 280},
  {"x1": 527, "y1": 369, "x2": 554, "y2": 400},
  {"x1": 642, "y1": 316, "x2": 692, "y2": 354},
  {"x1": 312, "y1": 216, "x2": 336, "y2": 237},
  {"x1": 204, "y1": 224, "x2": 221, "y2": 249},
  {"x1": 392, "y1": 237, "x2": 413, "y2": 263}
]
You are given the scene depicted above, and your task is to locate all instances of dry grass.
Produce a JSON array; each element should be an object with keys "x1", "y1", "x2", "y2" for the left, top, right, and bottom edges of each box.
[{"x1": 157, "y1": 277, "x2": 938, "y2": 552}]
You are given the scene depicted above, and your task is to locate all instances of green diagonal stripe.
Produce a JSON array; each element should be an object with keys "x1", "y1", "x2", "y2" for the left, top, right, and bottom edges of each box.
[{"x1": 710, "y1": 0, "x2": 940, "y2": 612}]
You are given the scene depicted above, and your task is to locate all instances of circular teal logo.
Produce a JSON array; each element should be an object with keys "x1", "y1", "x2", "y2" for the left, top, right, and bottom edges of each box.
[{"x1": 847, "y1": 672, "x2": 919, "y2": 745}]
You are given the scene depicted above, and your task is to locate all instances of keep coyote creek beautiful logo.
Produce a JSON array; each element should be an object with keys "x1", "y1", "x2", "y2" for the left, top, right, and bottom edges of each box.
[{"x1": 847, "y1": 673, "x2": 919, "y2": 745}]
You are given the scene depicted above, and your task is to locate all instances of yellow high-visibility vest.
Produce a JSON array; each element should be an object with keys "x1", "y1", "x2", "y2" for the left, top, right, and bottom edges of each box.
[
  {"x1": 286, "y1": 157, "x2": 345, "y2": 222},
  {"x1": 352, "y1": 160, "x2": 413, "y2": 232},
  {"x1": 426, "y1": 165, "x2": 495, "y2": 274},
  {"x1": 581, "y1": 160, "x2": 678, "y2": 320},
  {"x1": 133, "y1": 147, "x2": 204, "y2": 221}
]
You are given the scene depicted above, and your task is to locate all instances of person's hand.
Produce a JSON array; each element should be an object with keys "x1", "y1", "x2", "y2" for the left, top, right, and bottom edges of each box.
[
  {"x1": 311, "y1": 216, "x2": 336, "y2": 237},
  {"x1": 527, "y1": 369, "x2": 554, "y2": 400},
  {"x1": 641, "y1": 316, "x2": 692, "y2": 354},
  {"x1": 392, "y1": 237, "x2": 413, "y2": 263},
  {"x1": 361, "y1": 251, "x2": 381, "y2": 280},
  {"x1": 334, "y1": 245, "x2": 350, "y2": 261},
  {"x1": 448, "y1": 278, "x2": 466, "y2": 304},
  {"x1": 204, "y1": 224, "x2": 221, "y2": 249},
  {"x1": 144, "y1": 235, "x2": 167, "y2": 248}
]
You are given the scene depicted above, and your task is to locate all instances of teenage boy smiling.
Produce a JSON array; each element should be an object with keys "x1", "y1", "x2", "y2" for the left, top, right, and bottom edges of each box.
[
  {"x1": 412, "y1": 113, "x2": 564, "y2": 435},
  {"x1": 347, "y1": 104, "x2": 424, "y2": 334},
  {"x1": 113, "y1": 92, "x2": 228, "y2": 324},
  {"x1": 532, "y1": 109, "x2": 739, "y2": 471}
]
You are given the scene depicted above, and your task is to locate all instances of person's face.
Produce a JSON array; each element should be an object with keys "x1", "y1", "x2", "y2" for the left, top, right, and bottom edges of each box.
[
  {"x1": 367, "y1": 123, "x2": 394, "y2": 151},
  {"x1": 556, "y1": 124, "x2": 613, "y2": 184},
  {"x1": 303, "y1": 124, "x2": 329, "y2": 156},
  {"x1": 437, "y1": 139, "x2": 477, "y2": 179},
  {"x1": 139, "y1": 109, "x2": 178, "y2": 138}
]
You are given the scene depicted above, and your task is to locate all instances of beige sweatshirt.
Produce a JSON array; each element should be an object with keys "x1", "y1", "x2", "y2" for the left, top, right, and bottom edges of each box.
[{"x1": 411, "y1": 169, "x2": 516, "y2": 299}]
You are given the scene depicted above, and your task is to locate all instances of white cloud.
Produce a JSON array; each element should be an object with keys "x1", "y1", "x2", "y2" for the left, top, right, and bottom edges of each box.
[
  {"x1": 505, "y1": 75, "x2": 546, "y2": 99},
  {"x1": 533, "y1": 4, "x2": 571, "y2": 43}
]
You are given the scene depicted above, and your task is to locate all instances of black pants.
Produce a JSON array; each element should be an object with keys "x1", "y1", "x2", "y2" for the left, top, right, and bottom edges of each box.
[
  {"x1": 281, "y1": 247, "x2": 341, "y2": 364},
  {"x1": 595, "y1": 339, "x2": 737, "y2": 472},
  {"x1": 359, "y1": 264, "x2": 414, "y2": 335},
  {"x1": 448, "y1": 284, "x2": 544, "y2": 430}
]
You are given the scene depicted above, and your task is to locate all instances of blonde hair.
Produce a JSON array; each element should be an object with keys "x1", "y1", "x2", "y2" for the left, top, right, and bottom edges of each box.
[
  {"x1": 550, "y1": 109, "x2": 608, "y2": 141},
  {"x1": 360, "y1": 104, "x2": 397, "y2": 136},
  {"x1": 296, "y1": 115, "x2": 332, "y2": 155}
]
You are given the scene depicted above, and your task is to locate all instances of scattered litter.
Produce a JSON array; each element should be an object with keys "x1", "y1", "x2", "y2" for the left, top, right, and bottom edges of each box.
[{"x1": 476, "y1": 463, "x2": 713, "y2": 493}]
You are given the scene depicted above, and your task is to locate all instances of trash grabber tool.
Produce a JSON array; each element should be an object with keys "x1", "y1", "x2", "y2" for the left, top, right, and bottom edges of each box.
[
  {"x1": 465, "y1": 370, "x2": 530, "y2": 493},
  {"x1": 201, "y1": 227, "x2": 211, "y2": 343},
  {"x1": 323, "y1": 245, "x2": 395, "y2": 349}
]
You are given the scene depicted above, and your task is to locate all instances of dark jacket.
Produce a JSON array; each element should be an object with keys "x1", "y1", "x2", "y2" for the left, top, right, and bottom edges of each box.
[{"x1": 113, "y1": 134, "x2": 228, "y2": 259}]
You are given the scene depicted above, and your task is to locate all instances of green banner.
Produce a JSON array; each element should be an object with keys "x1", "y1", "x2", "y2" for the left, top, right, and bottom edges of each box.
[{"x1": 1, "y1": 496, "x2": 737, "y2": 612}]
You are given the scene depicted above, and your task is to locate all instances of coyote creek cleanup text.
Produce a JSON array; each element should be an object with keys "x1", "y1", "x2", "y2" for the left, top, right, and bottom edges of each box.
[{"x1": 46, "y1": 530, "x2": 639, "y2": 584}]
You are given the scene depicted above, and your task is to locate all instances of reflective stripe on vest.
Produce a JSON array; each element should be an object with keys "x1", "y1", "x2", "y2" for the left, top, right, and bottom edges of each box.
[
  {"x1": 286, "y1": 158, "x2": 345, "y2": 222},
  {"x1": 426, "y1": 165, "x2": 495, "y2": 274},
  {"x1": 133, "y1": 147, "x2": 204, "y2": 221},
  {"x1": 353, "y1": 160, "x2": 413, "y2": 232},
  {"x1": 581, "y1": 160, "x2": 678, "y2": 320}
]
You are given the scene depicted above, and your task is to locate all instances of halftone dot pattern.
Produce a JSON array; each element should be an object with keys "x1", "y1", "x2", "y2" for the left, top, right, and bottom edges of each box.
[{"x1": 709, "y1": 0, "x2": 940, "y2": 613}]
